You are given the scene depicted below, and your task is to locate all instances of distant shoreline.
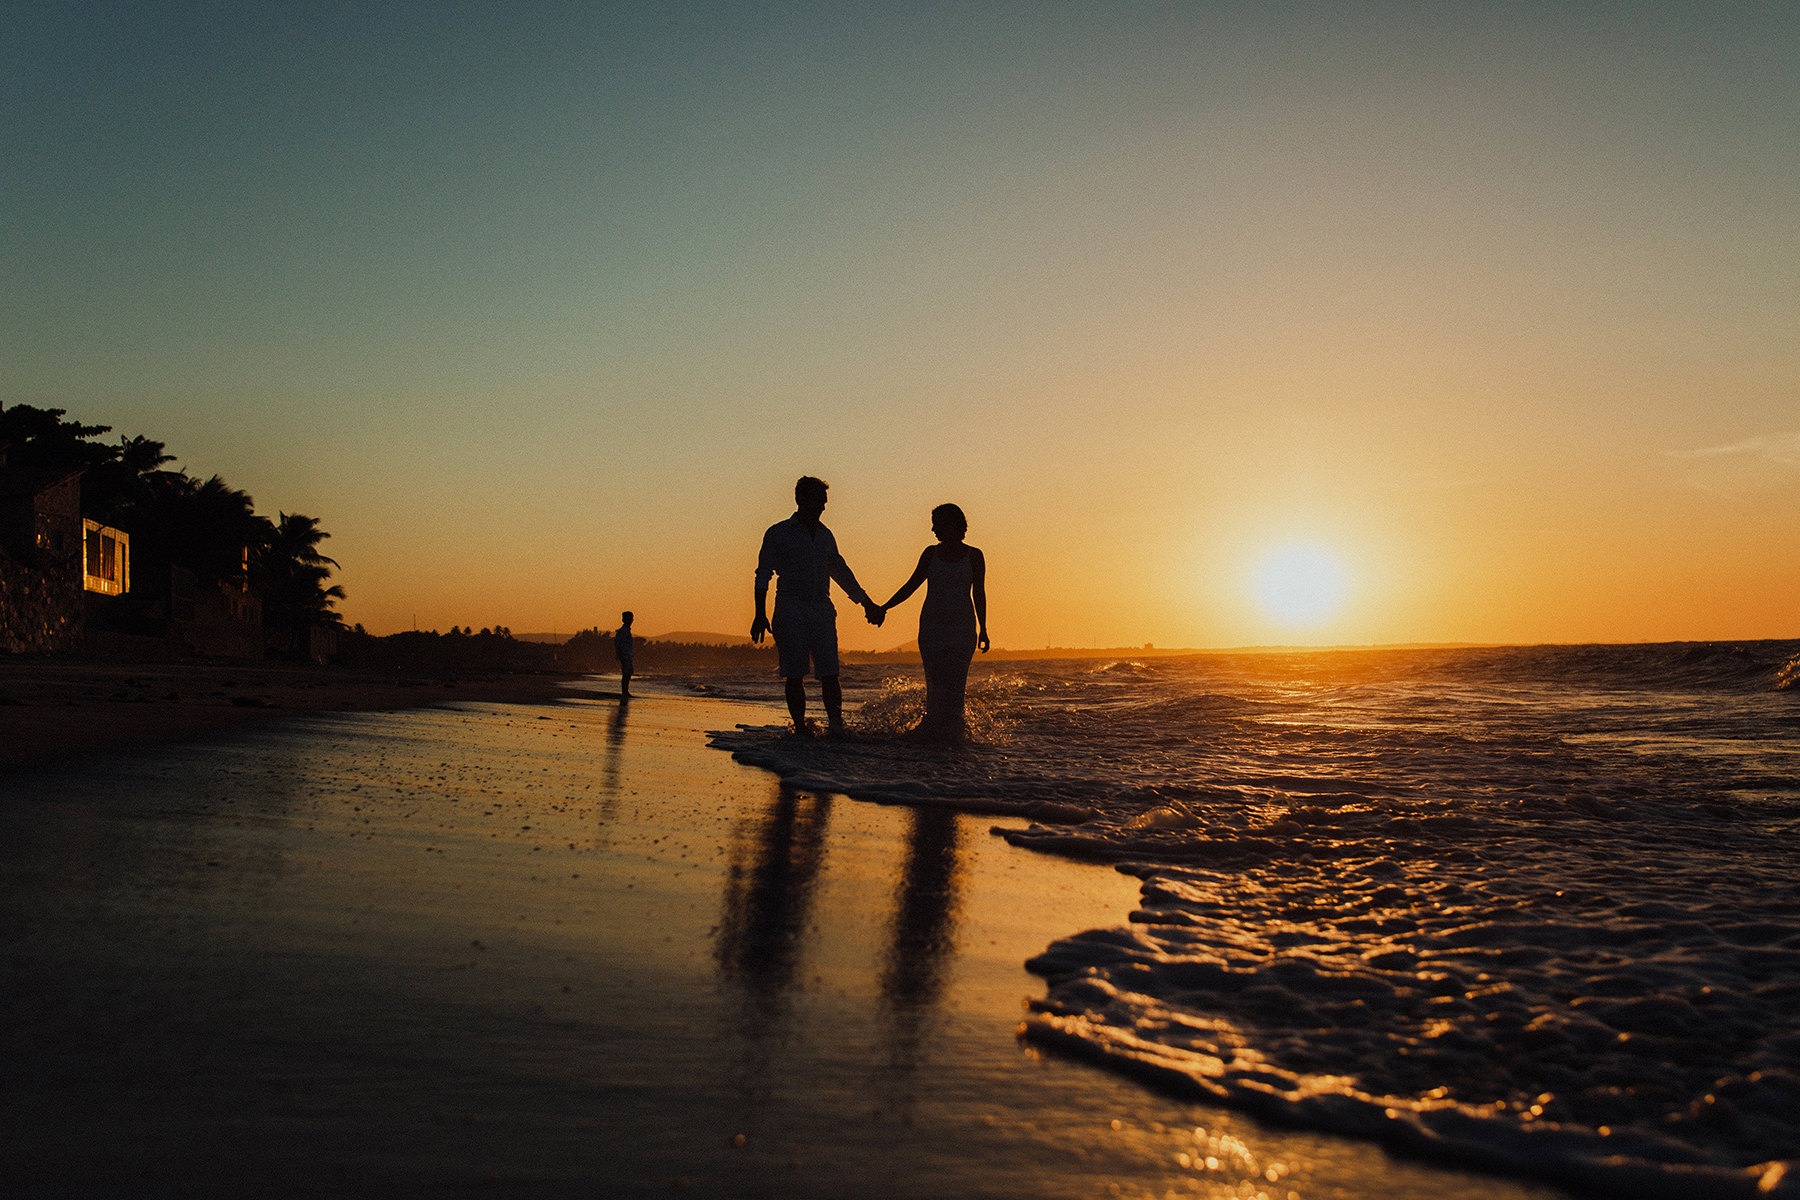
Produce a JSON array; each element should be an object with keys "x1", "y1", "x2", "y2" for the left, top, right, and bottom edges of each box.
[
  {"x1": 0, "y1": 657, "x2": 577, "y2": 773},
  {"x1": 412, "y1": 629, "x2": 1798, "y2": 664},
  {"x1": 8, "y1": 636, "x2": 1788, "y2": 772},
  {"x1": 519, "y1": 634, "x2": 1512, "y2": 663},
  {"x1": 949, "y1": 641, "x2": 1504, "y2": 660}
]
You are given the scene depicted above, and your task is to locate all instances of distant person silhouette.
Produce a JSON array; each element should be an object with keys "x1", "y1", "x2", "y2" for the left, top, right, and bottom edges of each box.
[
  {"x1": 876, "y1": 504, "x2": 988, "y2": 742},
  {"x1": 613, "y1": 611, "x2": 634, "y2": 699},
  {"x1": 752, "y1": 476, "x2": 883, "y2": 736}
]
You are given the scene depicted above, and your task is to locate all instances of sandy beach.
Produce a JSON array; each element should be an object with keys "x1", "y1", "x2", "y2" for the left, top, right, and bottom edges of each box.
[
  {"x1": 0, "y1": 679, "x2": 1564, "y2": 1198},
  {"x1": 0, "y1": 657, "x2": 576, "y2": 771}
]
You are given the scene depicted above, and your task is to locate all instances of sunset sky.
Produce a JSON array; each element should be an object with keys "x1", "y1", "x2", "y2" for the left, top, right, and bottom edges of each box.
[{"x1": 5, "y1": 2, "x2": 1796, "y2": 649}]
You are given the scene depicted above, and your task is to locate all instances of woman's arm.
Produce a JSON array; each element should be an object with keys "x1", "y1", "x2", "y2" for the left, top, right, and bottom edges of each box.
[
  {"x1": 971, "y1": 546, "x2": 989, "y2": 652},
  {"x1": 880, "y1": 547, "x2": 934, "y2": 611}
]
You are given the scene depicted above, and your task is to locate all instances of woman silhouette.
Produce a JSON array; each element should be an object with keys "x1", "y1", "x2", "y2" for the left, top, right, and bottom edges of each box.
[{"x1": 877, "y1": 504, "x2": 989, "y2": 741}]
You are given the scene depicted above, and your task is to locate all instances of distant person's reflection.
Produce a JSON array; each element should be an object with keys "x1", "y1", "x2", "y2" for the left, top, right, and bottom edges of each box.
[
  {"x1": 601, "y1": 699, "x2": 628, "y2": 797},
  {"x1": 588, "y1": 699, "x2": 629, "y2": 847},
  {"x1": 713, "y1": 785, "x2": 832, "y2": 1028},
  {"x1": 879, "y1": 807, "x2": 965, "y2": 1085}
]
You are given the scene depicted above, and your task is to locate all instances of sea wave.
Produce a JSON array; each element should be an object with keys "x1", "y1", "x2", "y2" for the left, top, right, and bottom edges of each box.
[
  {"x1": 707, "y1": 641, "x2": 1800, "y2": 1193},
  {"x1": 1020, "y1": 844, "x2": 1800, "y2": 1197}
]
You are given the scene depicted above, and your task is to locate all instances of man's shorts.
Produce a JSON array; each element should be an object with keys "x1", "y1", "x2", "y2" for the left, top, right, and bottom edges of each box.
[{"x1": 771, "y1": 599, "x2": 839, "y2": 679}]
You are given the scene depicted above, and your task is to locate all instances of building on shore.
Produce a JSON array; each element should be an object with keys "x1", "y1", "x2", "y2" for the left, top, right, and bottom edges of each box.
[
  {"x1": 0, "y1": 461, "x2": 86, "y2": 653},
  {"x1": 1, "y1": 449, "x2": 264, "y2": 661}
]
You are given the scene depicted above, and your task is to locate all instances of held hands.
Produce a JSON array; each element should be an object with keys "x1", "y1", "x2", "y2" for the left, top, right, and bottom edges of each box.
[
  {"x1": 863, "y1": 601, "x2": 886, "y2": 627},
  {"x1": 750, "y1": 614, "x2": 770, "y2": 644}
]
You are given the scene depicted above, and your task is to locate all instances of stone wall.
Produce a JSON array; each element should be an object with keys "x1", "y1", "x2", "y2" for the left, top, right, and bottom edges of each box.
[
  {"x1": 174, "y1": 579, "x2": 264, "y2": 660},
  {"x1": 0, "y1": 476, "x2": 84, "y2": 653}
]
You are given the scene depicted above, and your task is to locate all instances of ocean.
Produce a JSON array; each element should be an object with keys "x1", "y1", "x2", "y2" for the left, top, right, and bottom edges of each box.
[{"x1": 704, "y1": 640, "x2": 1800, "y2": 1197}]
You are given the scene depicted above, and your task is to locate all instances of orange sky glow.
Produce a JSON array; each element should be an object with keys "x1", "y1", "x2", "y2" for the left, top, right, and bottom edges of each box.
[{"x1": 5, "y1": 4, "x2": 1796, "y2": 650}]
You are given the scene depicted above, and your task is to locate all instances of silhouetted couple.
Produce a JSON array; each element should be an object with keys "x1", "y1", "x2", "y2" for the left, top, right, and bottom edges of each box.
[{"x1": 752, "y1": 476, "x2": 988, "y2": 741}]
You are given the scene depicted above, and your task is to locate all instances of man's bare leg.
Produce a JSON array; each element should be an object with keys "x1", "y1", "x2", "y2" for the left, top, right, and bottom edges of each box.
[
  {"x1": 822, "y1": 676, "x2": 844, "y2": 735},
  {"x1": 785, "y1": 677, "x2": 809, "y2": 733}
]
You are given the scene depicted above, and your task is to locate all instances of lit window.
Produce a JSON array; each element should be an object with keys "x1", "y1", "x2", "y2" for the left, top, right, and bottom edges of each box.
[{"x1": 82, "y1": 519, "x2": 129, "y2": 595}]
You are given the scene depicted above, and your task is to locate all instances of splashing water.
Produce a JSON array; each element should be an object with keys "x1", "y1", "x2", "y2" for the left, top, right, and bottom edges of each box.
[{"x1": 851, "y1": 672, "x2": 1025, "y2": 744}]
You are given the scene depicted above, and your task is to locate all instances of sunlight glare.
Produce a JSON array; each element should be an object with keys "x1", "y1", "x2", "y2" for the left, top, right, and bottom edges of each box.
[{"x1": 1251, "y1": 544, "x2": 1349, "y2": 626}]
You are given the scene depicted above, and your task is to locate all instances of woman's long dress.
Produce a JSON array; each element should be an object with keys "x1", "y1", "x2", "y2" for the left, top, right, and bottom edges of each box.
[{"x1": 916, "y1": 548, "x2": 977, "y2": 737}]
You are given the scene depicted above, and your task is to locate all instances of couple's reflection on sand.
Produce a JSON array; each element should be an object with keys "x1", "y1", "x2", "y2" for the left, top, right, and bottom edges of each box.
[
  {"x1": 879, "y1": 806, "x2": 963, "y2": 1098},
  {"x1": 713, "y1": 786, "x2": 833, "y2": 1023},
  {"x1": 711, "y1": 785, "x2": 833, "y2": 1106},
  {"x1": 713, "y1": 785, "x2": 966, "y2": 1085}
]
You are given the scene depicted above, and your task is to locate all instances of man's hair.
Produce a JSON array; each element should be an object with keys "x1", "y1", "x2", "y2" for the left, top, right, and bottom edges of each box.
[
  {"x1": 621, "y1": 611, "x2": 633, "y2": 623},
  {"x1": 795, "y1": 476, "x2": 829, "y2": 505},
  {"x1": 932, "y1": 503, "x2": 968, "y2": 538}
]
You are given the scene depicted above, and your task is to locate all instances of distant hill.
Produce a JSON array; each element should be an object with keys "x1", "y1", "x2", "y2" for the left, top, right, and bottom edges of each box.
[
  {"x1": 654, "y1": 632, "x2": 922, "y2": 652},
  {"x1": 509, "y1": 629, "x2": 754, "y2": 648},
  {"x1": 645, "y1": 631, "x2": 752, "y2": 646}
]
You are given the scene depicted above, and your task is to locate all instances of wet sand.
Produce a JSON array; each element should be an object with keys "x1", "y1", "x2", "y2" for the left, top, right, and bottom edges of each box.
[
  {"x1": 0, "y1": 683, "x2": 1564, "y2": 1198},
  {"x1": 0, "y1": 657, "x2": 574, "y2": 770}
]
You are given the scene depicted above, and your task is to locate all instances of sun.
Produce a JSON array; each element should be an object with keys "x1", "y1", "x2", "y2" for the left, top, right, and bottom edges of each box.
[{"x1": 1251, "y1": 543, "x2": 1349, "y2": 626}]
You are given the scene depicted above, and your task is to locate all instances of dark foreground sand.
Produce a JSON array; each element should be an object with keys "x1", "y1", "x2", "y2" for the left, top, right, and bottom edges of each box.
[{"x1": 0, "y1": 682, "x2": 1561, "y2": 1198}]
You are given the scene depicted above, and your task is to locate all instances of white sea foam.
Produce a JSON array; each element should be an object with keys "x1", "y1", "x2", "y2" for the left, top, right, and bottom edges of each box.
[{"x1": 706, "y1": 641, "x2": 1800, "y2": 1196}]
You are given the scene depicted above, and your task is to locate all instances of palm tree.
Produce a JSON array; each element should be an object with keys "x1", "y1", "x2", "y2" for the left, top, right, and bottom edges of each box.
[
  {"x1": 159, "y1": 474, "x2": 269, "y2": 587},
  {"x1": 255, "y1": 512, "x2": 346, "y2": 658},
  {"x1": 5, "y1": 404, "x2": 351, "y2": 655}
]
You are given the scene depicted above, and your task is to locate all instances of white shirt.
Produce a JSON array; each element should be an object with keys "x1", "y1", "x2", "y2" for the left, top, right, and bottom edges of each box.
[{"x1": 755, "y1": 514, "x2": 869, "y2": 607}]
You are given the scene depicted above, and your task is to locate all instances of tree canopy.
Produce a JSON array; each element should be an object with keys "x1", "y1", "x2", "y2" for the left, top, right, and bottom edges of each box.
[{"x1": 1, "y1": 404, "x2": 345, "y2": 641}]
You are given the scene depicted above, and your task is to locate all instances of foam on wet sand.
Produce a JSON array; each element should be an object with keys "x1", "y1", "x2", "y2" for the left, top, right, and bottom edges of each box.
[{"x1": 707, "y1": 644, "x2": 1800, "y2": 1197}]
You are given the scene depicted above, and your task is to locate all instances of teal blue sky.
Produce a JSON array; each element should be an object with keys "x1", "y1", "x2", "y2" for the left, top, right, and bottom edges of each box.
[{"x1": 5, "y1": 2, "x2": 1797, "y2": 645}]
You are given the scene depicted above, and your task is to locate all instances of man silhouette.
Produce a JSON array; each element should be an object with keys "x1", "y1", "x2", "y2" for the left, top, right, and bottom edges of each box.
[
  {"x1": 752, "y1": 476, "x2": 882, "y2": 735},
  {"x1": 613, "y1": 610, "x2": 634, "y2": 699}
]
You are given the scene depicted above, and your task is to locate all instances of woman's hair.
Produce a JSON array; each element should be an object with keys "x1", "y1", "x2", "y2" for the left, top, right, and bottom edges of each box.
[{"x1": 931, "y1": 503, "x2": 967, "y2": 538}]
